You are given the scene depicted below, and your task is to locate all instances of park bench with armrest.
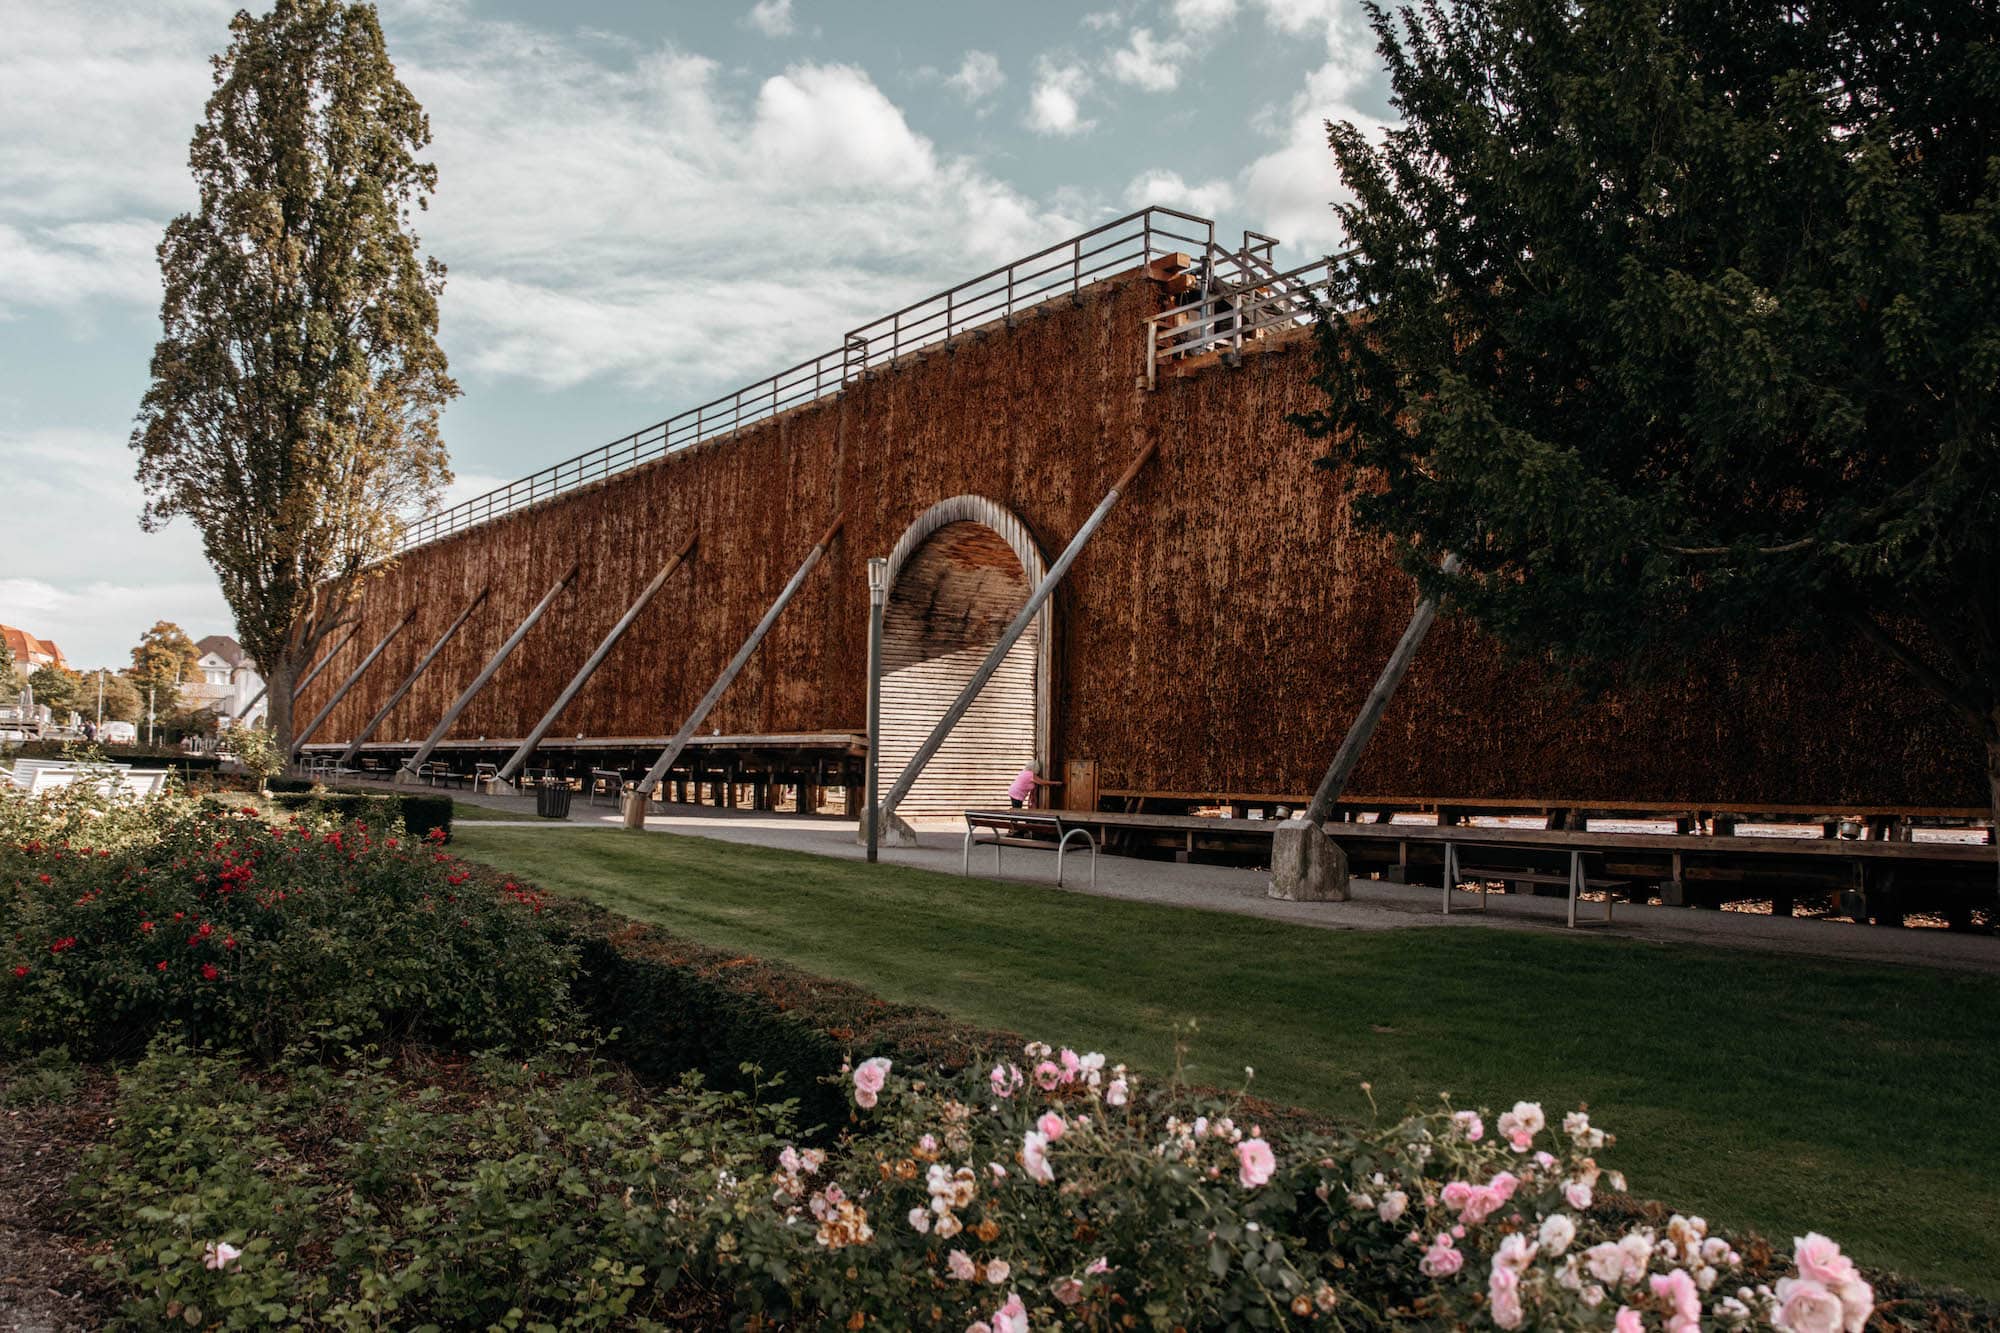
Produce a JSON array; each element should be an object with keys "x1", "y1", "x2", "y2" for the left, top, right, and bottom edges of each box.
[{"x1": 963, "y1": 809, "x2": 1098, "y2": 889}]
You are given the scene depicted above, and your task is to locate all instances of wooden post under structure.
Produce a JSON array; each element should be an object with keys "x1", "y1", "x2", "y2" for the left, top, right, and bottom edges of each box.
[
  {"x1": 879, "y1": 441, "x2": 1158, "y2": 821},
  {"x1": 1302, "y1": 553, "x2": 1460, "y2": 825},
  {"x1": 497, "y1": 533, "x2": 696, "y2": 787},
  {"x1": 631, "y1": 515, "x2": 844, "y2": 802},
  {"x1": 237, "y1": 621, "x2": 360, "y2": 722},
  {"x1": 337, "y1": 588, "x2": 490, "y2": 767},
  {"x1": 399, "y1": 564, "x2": 580, "y2": 782},
  {"x1": 291, "y1": 608, "x2": 418, "y2": 754}
]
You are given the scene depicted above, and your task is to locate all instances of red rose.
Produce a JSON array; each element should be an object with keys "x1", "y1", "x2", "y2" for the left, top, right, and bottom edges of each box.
[
  {"x1": 10, "y1": 966, "x2": 27, "y2": 979},
  {"x1": 201, "y1": 963, "x2": 219, "y2": 981},
  {"x1": 140, "y1": 922, "x2": 154, "y2": 933},
  {"x1": 156, "y1": 961, "x2": 169, "y2": 972}
]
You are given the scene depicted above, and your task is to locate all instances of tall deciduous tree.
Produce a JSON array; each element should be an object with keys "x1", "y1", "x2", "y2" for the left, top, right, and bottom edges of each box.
[
  {"x1": 132, "y1": 0, "x2": 455, "y2": 756},
  {"x1": 76, "y1": 669, "x2": 145, "y2": 725},
  {"x1": 127, "y1": 620, "x2": 202, "y2": 704},
  {"x1": 1302, "y1": 0, "x2": 2000, "y2": 839},
  {"x1": 27, "y1": 666, "x2": 81, "y2": 722}
]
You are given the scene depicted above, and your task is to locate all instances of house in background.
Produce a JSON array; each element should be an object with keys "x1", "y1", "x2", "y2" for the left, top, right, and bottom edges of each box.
[
  {"x1": 189, "y1": 634, "x2": 265, "y2": 727},
  {"x1": 1, "y1": 624, "x2": 67, "y2": 672}
]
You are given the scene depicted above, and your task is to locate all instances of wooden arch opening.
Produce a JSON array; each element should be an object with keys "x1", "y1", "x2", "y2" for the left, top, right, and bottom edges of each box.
[{"x1": 878, "y1": 496, "x2": 1051, "y2": 818}]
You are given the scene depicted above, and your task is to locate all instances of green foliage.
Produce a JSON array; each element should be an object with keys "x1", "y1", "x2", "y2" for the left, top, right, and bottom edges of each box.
[
  {"x1": 130, "y1": 0, "x2": 458, "y2": 757},
  {"x1": 267, "y1": 789, "x2": 452, "y2": 842},
  {"x1": 27, "y1": 664, "x2": 81, "y2": 719},
  {"x1": 74, "y1": 669, "x2": 144, "y2": 725},
  {"x1": 228, "y1": 726, "x2": 283, "y2": 787},
  {"x1": 0, "y1": 798, "x2": 568, "y2": 1058},
  {"x1": 126, "y1": 622, "x2": 201, "y2": 704},
  {"x1": 1302, "y1": 0, "x2": 2000, "y2": 809},
  {"x1": 76, "y1": 1042, "x2": 787, "y2": 1330},
  {"x1": 1, "y1": 1045, "x2": 81, "y2": 1107}
]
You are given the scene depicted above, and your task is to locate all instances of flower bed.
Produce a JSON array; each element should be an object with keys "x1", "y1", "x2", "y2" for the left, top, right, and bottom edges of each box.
[{"x1": 1, "y1": 791, "x2": 571, "y2": 1057}]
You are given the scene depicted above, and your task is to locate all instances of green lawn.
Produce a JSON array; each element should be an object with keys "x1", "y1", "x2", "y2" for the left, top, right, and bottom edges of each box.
[
  {"x1": 451, "y1": 801, "x2": 530, "y2": 822},
  {"x1": 454, "y1": 825, "x2": 2000, "y2": 1296}
]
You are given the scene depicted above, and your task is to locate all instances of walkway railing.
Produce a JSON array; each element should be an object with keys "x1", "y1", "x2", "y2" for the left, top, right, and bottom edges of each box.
[
  {"x1": 398, "y1": 207, "x2": 1218, "y2": 552},
  {"x1": 1143, "y1": 250, "x2": 1353, "y2": 388}
]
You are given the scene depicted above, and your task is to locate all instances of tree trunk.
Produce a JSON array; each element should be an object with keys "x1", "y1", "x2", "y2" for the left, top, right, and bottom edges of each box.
[{"x1": 267, "y1": 657, "x2": 297, "y2": 768}]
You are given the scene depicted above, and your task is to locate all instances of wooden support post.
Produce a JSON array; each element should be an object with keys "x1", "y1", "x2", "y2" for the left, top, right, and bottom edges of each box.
[
  {"x1": 339, "y1": 588, "x2": 489, "y2": 767},
  {"x1": 400, "y1": 565, "x2": 579, "y2": 782},
  {"x1": 634, "y1": 515, "x2": 845, "y2": 799},
  {"x1": 1302, "y1": 554, "x2": 1460, "y2": 826},
  {"x1": 292, "y1": 608, "x2": 418, "y2": 754},
  {"x1": 496, "y1": 534, "x2": 695, "y2": 786},
  {"x1": 881, "y1": 443, "x2": 1158, "y2": 820}
]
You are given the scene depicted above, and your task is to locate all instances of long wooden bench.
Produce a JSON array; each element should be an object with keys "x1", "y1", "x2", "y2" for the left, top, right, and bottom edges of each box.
[
  {"x1": 1442, "y1": 842, "x2": 1625, "y2": 928},
  {"x1": 963, "y1": 810, "x2": 1098, "y2": 889}
]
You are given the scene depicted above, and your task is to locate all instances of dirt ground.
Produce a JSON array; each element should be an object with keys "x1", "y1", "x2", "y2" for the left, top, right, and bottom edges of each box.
[{"x1": 0, "y1": 1081, "x2": 114, "y2": 1332}]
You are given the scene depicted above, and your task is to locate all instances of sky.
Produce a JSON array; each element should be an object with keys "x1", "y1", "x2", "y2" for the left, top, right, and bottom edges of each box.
[{"x1": 0, "y1": 0, "x2": 1394, "y2": 670}]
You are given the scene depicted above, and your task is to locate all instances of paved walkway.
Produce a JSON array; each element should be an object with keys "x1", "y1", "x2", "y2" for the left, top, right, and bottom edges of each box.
[{"x1": 439, "y1": 788, "x2": 2000, "y2": 975}]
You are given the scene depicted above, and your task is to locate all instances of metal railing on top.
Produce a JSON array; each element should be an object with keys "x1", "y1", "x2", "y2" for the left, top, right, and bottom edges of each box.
[
  {"x1": 1143, "y1": 248, "x2": 1356, "y2": 388},
  {"x1": 398, "y1": 206, "x2": 1220, "y2": 553}
]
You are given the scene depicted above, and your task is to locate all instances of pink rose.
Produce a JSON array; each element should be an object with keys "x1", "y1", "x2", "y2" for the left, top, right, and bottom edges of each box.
[
  {"x1": 1085, "y1": 1256, "x2": 1110, "y2": 1275},
  {"x1": 1037, "y1": 1111, "x2": 1067, "y2": 1141},
  {"x1": 1650, "y1": 1269, "x2": 1701, "y2": 1326},
  {"x1": 1419, "y1": 1234, "x2": 1463, "y2": 1278},
  {"x1": 990, "y1": 1063, "x2": 1020, "y2": 1098},
  {"x1": 1021, "y1": 1130, "x2": 1055, "y2": 1184},
  {"x1": 1053, "y1": 1277, "x2": 1084, "y2": 1305},
  {"x1": 1441, "y1": 1180, "x2": 1474, "y2": 1211},
  {"x1": 1488, "y1": 1266, "x2": 1523, "y2": 1329},
  {"x1": 1452, "y1": 1110, "x2": 1484, "y2": 1141},
  {"x1": 1834, "y1": 1277, "x2": 1874, "y2": 1333},
  {"x1": 992, "y1": 1292, "x2": 1029, "y2": 1333},
  {"x1": 202, "y1": 1240, "x2": 242, "y2": 1271},
  {"x1": 1104, "y1": 1077, "x2": 1128, "y2": 1107},
  {"x1": 986, "y1": 1258, "x2": 1011, "y2": 1284},
  {"x1": 1459, "y1": 1186, "x2": 1502, "y2": 1225},
  {"x1": 1793, "y1": 1233, "x2": 1857, "y2": 1287},
  {"x1": 947, "y1": 1249, "x2": 977, "y2": 1281},
  {"x1": 1235, "y1": 1137, "x2": 1276, "y2": 1189},
  {"x1": 1565, "y1": 1180, "x2": 1594, "y2": 1210},
  {"x1": 1059, "y1": 1048, "x2": 1081, "y2": 1082},
  {"x1": 1488, "y1": 1171, "x2": 1519, "y2": 1202},
  {"x1": 1033, "y1": 1060, "x2": 1062, "y2": 1091},
  {"x1": 1774, "y1": 1277, "x2": 1844, "y2": 1333},
  {"x1": 852, "y1": 1057, "x2": 891, "y2": 1108},
  {"x1": 966, "y1": 1324, "x2": 992, "y2": 1333},
  {"x1": 1614, "y1": 1307, "x2": 1644, "y2": 1333}
]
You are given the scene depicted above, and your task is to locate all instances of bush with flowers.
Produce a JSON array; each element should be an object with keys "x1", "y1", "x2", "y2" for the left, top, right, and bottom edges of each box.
[
  {"x1": 1, "y1": 792, "x2": 575, "y2": 1057},
  {"x1": 63, "y1": 1028, "x2": 1888, "y2": 1331}
]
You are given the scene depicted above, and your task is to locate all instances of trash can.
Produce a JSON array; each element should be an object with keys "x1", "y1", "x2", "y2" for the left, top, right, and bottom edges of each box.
[{"x1": 536, "y1": 781, "x2": 574, "y2": 819}]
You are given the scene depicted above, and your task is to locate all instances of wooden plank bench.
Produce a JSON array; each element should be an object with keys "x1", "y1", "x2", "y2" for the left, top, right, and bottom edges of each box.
[
  {"x1": 963, "y1": 809, "x2": 1098, "y2": 889},
  {"x1": 1442, "y1": 842, "x2": 1626, "y2": 928}
]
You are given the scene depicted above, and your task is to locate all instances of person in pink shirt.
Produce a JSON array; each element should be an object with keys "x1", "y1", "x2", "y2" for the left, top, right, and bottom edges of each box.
[{"x1": 1008, "y1": 762, "x2": 1060, "y2": 809}]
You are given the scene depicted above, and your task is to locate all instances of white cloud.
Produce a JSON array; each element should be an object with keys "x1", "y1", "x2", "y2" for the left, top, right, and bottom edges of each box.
[
  {"x1": 0, "y1": 219, "x2": 162, "y2": 315},
  {"x1": 1125, "y1": 168, "x2": 1236, "y2": 218},
  {"x1": 1106, "y1": 27, "x2": 1189, "y2": 93},
  {"x1": 0, "y1": 427, "x2": 232, "y2": 669},
  {"x1": 1252, "y1": 0, "x2": 1345, "y2": 34},
  {"x1": 1025, "y1": 59, "x2": 1094, "y2": 136},
  {"x1": 1239, "y1": 5, "x2": 1389, "y2": 251},
  {"x1": 746, "y1": 0, "x2": 795, "y2": 37},
  {"x1": 1173, "y1": 0, "x2": 1239, "y2": 32},
  {"x1": 944, "y1": 50, "x2": 1005, "y2": 103}
]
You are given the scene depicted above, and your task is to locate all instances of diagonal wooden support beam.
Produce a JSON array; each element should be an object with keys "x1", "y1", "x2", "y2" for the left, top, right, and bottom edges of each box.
[
  {"x1": 291, "y1": 607, "x2": 418, "y2": 754},
  {"x1": 495, "y1": 533, "x2": 697, "y2": 786},
  {"x1": 337, "y1": 587, "x2": 491, "y2": 767},
  {"x1": 237, "y1": 621, "x2": 361, "y2": 722},
  {"x1": 1302, "y1": 552, "x2": 1460, "y2": 824},
  {"x1": 398, "y1": 563, "x2": 580, "y2": 782},
  {"x1": 880, "y1": 443, "x2": 1157, "y2": 821},
  {"x1": 631, "y1": 515, "x2": 844, "y2": 804}
]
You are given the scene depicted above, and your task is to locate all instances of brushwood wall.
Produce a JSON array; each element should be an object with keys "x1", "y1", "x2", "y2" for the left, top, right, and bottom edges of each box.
[{"x1": 296, "y1": 274, "x2": 1985, "y2": 808}]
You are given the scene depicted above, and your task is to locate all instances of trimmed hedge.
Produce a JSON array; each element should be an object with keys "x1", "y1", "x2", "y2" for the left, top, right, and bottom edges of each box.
[
  {"x1": 269, "y1": 790, "x2": 453, "y2": 842},
  {"x1": 11, "y1": 741, "x2": 222, "y2": 777}
]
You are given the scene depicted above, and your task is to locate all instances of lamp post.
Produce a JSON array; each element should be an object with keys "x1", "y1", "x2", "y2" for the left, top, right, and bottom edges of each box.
[{"x1": 865, "y1": 557, "x2": 888, "y2": 863}]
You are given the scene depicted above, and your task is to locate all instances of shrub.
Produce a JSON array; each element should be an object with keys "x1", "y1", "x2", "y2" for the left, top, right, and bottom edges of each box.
[
  {"x1": 71, "y1": 1036, "x2": 1882, "y2": 1331},
  {"x1": 76, "y1": 1041, "x2": 791, "y2": 1330},
  {"x1": 268, "y1": 790, "x2": 452, "y2": 842},
  {"x1": 0, "y1": 800, "x2": 571, "y2": 1057}
]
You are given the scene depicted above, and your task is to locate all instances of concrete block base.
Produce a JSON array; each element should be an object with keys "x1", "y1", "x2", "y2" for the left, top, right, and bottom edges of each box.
[
  {"x1": 392, "y1": 767, "x2": 419, "y2": 787},
  {"x1": 1267, "y1": 818, "x2": 1350, "y2": 902},
  {"x1": 622, "y1": 790, "x2": 648, "y2": 829},
  {"x1": 854, "y1": 807, "x2": 920, "y2": 848}
]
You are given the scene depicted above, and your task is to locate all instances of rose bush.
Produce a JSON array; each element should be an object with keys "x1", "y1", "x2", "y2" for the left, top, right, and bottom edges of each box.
[{"x1": 1, "y1": 792, "x2": 575, "y2": 1056}]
